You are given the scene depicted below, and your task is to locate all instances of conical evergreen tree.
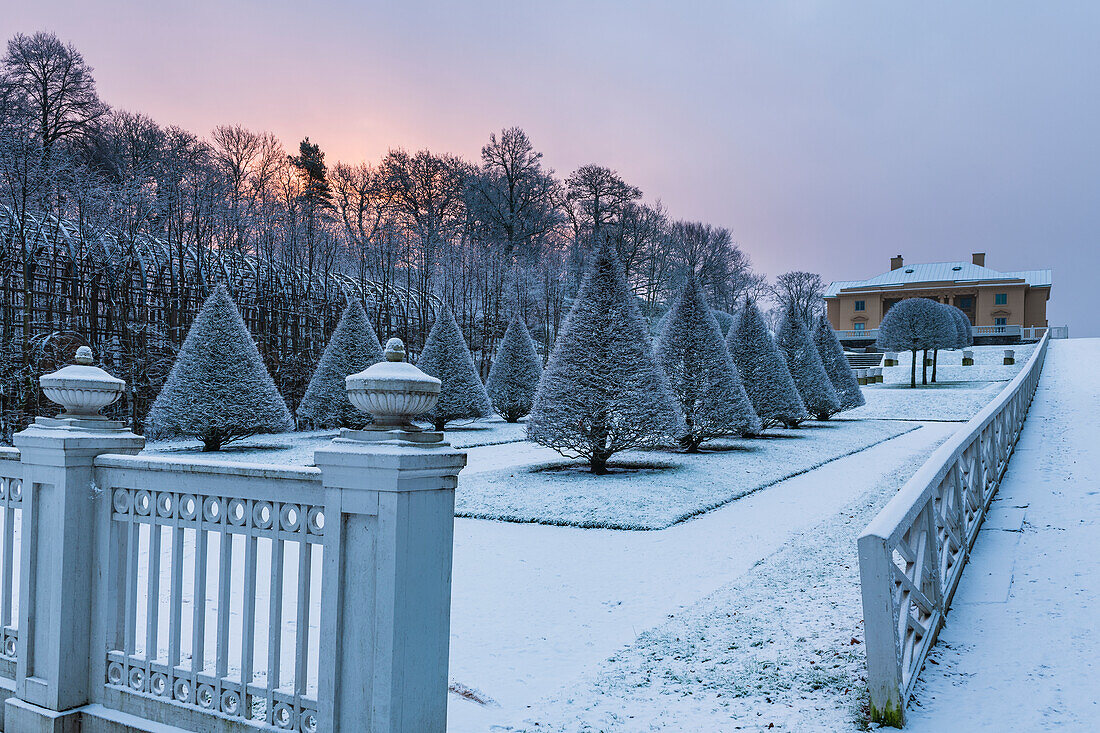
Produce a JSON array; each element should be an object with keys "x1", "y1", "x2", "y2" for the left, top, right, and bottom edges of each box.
[
  {"x1": 777, "y1": 307, "x2": 841, "y2": 420},
  {"x1": 528, "y1": 242, "x2": 680, "y2": 473},
  {"x1": 656, "y1": 278, "x2": 760, "y2": 450},
  {"x1": 813, "y1": 315, "x2": 865, "y2": 412},
  {"x1": 726, "y1": 301, "x2": 808, "y2": 429},
  {"x1": 297, "y1": 299, "x2": 384, "y2": 428},
  {"x1": 486, "y1": 316, "x2": 543, "y2": 422},
  {"x1": 416, "y1": 303, "x2": 491, "y2": 431},
  {"x1": 145, "y1": 284, "x2": 293, "y2": 450}
]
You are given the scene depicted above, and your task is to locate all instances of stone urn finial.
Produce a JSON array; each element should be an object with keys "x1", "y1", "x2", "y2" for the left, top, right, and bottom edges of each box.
[
  {"x1": 39, "y1": 347, "x2": 125, "y2": 420},
  {"x1": 345, "y1": 338, "x2": 441, "y2": 434}
]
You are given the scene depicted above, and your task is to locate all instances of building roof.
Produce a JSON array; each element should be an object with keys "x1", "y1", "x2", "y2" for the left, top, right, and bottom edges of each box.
[{"x1": 824, "y1": 261, "x2": 1052, "y2": 297}]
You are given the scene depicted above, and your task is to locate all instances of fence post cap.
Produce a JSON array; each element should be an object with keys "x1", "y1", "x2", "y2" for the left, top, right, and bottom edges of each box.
[{"x1": 33, "y1": 347, "x2": 133, "y2": 433}]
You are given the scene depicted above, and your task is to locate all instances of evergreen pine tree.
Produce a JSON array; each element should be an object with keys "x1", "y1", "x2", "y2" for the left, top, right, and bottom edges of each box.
[
  {"x1": 528, "y1": 242, "x2": 680, "y2": 473},
  {"x1": 486, "y1": 316, "x2": 543, "y2": 422},
  {"x1": 297, "y1": 299, "x2": 383, "y2": 428},
  {"x1": 416, "y1": 304, "x2": 491, "y2": 431},
  {"x1": 813, "y1": 315, "x2": 865, "y2": 412},
  {"x1": 777, "y1": 307, "x2": 841, "y2": 420},
  {"x1": 145, "y1": 284, "x2": 293, "y2": 450},
  {"x1": 726, "y1": 301, "x2": 808, "y2": 429},
  {"x1": 656, "y1": 278, "x2": 760, "y2": 451}
]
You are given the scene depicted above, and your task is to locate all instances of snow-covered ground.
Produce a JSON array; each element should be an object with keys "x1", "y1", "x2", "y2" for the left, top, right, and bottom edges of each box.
[
  {"x1": 905, "y1": 338, "x2": 1099, "y2": 731},
  {"x1": 141, "y1": 416, "x2": 528, "y2": 464},
  {"x1": 455, "y1": 420, "x2": 916, "y2": 529},
  {"x1": 449, "y1": 424, "x2": 956, "y2": 732},
  {"x1": 847, "y1": 343, "x2": 1035, "y2": 422}
]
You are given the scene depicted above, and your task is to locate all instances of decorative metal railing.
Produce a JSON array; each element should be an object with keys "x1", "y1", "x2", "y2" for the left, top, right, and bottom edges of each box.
[
  {"x1": 93, "y1": 456, "x2": 324, "y2": 731},
  {"x1": 857, "y1": 331, "x2": 1049, "y2": 726}
]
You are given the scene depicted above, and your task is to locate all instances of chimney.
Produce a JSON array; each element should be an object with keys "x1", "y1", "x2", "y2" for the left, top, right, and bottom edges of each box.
[
  {"x1": 972, "y1": 252, "x2": 985, "y2": 267},
  {"x1": 890, "y1": 255, "x2": 904, "y2": 271}
]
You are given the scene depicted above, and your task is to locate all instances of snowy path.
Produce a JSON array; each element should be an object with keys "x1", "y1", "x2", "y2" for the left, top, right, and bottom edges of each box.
[
  {"x1": 906, "y1": 339, "x2": 1100, "y2": 731},
  {"x1": 447, "y1": 420, "x2": 958, "y2": 731}
]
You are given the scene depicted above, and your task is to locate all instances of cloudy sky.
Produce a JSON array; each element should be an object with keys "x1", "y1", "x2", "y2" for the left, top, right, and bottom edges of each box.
[{"x1": 5, "y1": 1, "x2": 1097, "y2": 332}]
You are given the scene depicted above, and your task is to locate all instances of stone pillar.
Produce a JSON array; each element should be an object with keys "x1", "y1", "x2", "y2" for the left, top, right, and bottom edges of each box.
[
  {"x1": 314, "y1": 338, "x2": 466, "y2": 733},
  {"x1": 962, "y1": 349, "x2": 974, "y2": 366},
  {"x1": 1003, "y1": 349, "x2": 1015, "y2": 365},
  {"x1": 5, "y1": 348, "x2": 143, "y2": 731}
]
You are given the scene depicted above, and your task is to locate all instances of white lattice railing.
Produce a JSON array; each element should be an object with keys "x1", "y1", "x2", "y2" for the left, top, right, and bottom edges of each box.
[
  {"x1": 857, "y1": 331, "x2": 1049, "y2": 726},
  {"x1": 92, "y1": 456, "x2": 324, "y2": 731},
  {"x1": 0, "y1": 448, "x2": 20, "y2": 683}
]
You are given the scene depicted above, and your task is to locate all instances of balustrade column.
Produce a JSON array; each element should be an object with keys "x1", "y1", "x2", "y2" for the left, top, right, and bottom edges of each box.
[
  {"x1": 5, "y1": 348, "x2": 143, "y2": 731},
  {"x1": 314, "y1": 338, "x2": 466, "y2": 733}
]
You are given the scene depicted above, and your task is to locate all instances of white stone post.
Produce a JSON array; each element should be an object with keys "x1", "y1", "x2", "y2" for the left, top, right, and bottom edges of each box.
[
  {"x1": 962, "y1": 349, "x2": 974, "y2": 366},
  {"x1": 1003, "y1": 349, "x2": 1015, "y2": 365},
  {"x1": 314, "y1": 339, "x2": 466, "y2": 733},
  {"x1": 5, "y1": 347, "x2": 143, "y2": 731}
]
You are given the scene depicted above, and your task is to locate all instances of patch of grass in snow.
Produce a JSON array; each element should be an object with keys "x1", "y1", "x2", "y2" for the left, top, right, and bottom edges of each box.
[
  {"x1": 532, "y1": 459, "x2": 680, "y2": 475},
  {"x1": 457, "y1": 420, "x2": 918, "y2": 530}
]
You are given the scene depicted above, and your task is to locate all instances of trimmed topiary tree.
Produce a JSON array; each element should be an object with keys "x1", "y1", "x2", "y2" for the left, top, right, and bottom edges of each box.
[
  {"x1": 813, "y1": 315, "x2": 865, "y2": 412},
  {"x1": 726, "y1": 300, "x2": 808, "y2": 429},
  {"x1": 297, "y1": 299, "x2": 384, "y2": 428},
  {"x1": 777, "y1": 307, "x2": 841, "y2": 420},
  {"x1": 528, "y1": 242, "x2": 680, "y2": 473},
  {"x1": 486, "y1": 316, "x2": 543, "y2": 422},
  {"x1": 145, "y1": 284, "x2": 293, "y2": 451},
  {"x1": 876, "y1": 298, "x2": 941, "y2": 387},
  {"x1": 416, "y1": 303, "x2": 492, "y2": 431},
  {"x1": 656, "y1": 278, "x2": 760, "y2": 451}
]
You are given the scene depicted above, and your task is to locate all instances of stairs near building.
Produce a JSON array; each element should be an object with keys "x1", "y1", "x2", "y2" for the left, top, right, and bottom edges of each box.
[{"x1": 845, "y1": 352, "x2": 883, "y2": 369}]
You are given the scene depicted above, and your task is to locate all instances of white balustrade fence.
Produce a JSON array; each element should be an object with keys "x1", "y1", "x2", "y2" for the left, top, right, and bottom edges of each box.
[
  {"x1": 857, "y1": 332, "x2": 1049, "y2": 727},
  {"x1": 0, "y1": 396, "x2": 464, "y2": 731},
  {"x1": 94, "y1": 457, "x2": 325, "y2": 730}
]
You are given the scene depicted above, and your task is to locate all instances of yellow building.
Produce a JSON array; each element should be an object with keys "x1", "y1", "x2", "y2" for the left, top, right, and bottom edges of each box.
[{"x1": 825, "y1": 253, "x2": 1051, "y2": 340}]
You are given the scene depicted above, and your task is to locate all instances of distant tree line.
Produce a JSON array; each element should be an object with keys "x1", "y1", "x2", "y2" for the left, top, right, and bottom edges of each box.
[{"x1": 0, "y1": 30, "x2": 825, "y2": 439}]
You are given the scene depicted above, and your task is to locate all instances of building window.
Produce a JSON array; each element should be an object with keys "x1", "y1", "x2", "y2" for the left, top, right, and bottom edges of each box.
[
  {"x1": 958, "y1": 296, "x2": 973, "y2": 309},
  {"x1": 995, "y1": 293, "x2": 1007, "y2": 305},
  {"x1": 854, "y1": 300, "x2": 865, "y2": 312},
  {"x1": 994, "y1": 317, "x2": 1007, "y2": 332},
  {"x1": 853, "y1": 322, "x2": 865, "y2": 331}
]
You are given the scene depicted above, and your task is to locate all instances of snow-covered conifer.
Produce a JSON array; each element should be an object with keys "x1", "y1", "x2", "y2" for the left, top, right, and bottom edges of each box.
[
  {"x1": 297, "y1": 299, "x2": 383, "y2": 428},
  {"x1": 726, "y1": 300, "x2": 808, "y2": 429},
  {"x1": 486, "y1": 316, "x2": 543, "y2": 422},
  {"x1": 528, "y1": 242, "x2": 680, "y2": 473},
  {"x1": 876, "y1": 298, "x2": 940, "y2": 387},
  {"x1": 711, "y1": 309, "x2": 737, "y2": 338},
  {"x1": 145, "y1": 284, "x2": 293, "y2": 450},
  {"x1": 416, "y1": 303, "x2": 491, "y2": 430},
  {"x1": 813, "y1": 316, "x2": 865, "y2": 412},
  {"x1": 777, "y1": 307, "x2": 841, "y2": 420},
  {"x1": 656, "y1": 278, "x2": 760, "y2": 450}
]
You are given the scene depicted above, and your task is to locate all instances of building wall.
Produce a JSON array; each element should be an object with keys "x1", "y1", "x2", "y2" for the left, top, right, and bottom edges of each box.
[
  {"x1": 1024, "y1": 287, "x2": 1050, "y2": 327},
  {"x1": 827, "y1": 280, "x2": 1045, "y2": 330}
]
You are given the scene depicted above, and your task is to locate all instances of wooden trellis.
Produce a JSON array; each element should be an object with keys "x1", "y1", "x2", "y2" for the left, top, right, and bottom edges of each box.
[{"x1": 0, "y1": 207, "x2": 437, "y2": 439}]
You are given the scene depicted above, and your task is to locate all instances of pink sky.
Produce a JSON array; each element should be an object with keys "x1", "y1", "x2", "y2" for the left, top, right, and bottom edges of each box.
[{"x1": 4, "y1": 1, "x2": 1097, "y2": 332}]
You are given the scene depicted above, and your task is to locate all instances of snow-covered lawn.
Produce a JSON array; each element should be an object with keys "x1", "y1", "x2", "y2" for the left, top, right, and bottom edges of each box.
[
  {"x1": 454, "y1": 420, "x2": 918, "y2": 529},
  {"x1": 499, "y1": 433, "x2": 950, "y2": 732},
  {"x1": 449, "y1": 423, "x2": 957, "y2": 732},
  {"x1": 140, "y1": 416, "x2": 528, "y2": 464},
  {"x1": 847, "y1": 343, "x2": 1036, "y2": 422}
]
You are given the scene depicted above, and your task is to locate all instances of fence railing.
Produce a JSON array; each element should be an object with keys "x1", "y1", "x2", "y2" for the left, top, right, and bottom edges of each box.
[
  {"x1": 93, "y1": 456, "x2": 325, "y2": 730},
  {"x1": 857, "y1": 331, "x2": 1049, "y2": 726},
  {"x1": 838, "y1": 324, "x2": 1066, "y2": 343},
  {"x1": 0, "y1": 449, "x2": 20, "y2": 688},
  {"x1": 0, "y1": 391, "x2": 464, "y2": 731}
]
